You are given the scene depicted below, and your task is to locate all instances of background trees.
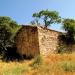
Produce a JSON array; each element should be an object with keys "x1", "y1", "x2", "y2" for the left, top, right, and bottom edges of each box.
[
  {"x1": 62, "y1": 19, "x2": 75, "y2": 43},
  {"x1": 32, "y1": 9, "x2": 75, "y2": 44},
  {"x1": 32, "y1": 9, "x2": 61, "y2": 28},
  {"x1": 0, "y1": 16, "x2": 21, "y2": 53},
  {"x1": 0, "y1": 10, "x2": 75, "y2": 55}
]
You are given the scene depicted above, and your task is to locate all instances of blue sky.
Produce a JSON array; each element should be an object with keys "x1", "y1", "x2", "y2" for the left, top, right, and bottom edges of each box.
[{"x1": 0, "y1": 0, "x2": 75, "y2": 31}]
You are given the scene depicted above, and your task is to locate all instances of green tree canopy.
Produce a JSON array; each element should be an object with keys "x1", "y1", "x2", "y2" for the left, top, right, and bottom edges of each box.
[
  {"x1": 62, "y1": 19, "x2": 75, "y2": 43},
  {"x1": 32, "y1": 9, "x2": 61, "y2": 28},
  {"x1": 0, "y1": 16, "x2": 21, "y2": 52}
]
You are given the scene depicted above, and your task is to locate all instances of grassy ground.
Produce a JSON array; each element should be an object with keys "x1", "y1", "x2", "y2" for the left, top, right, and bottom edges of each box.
[{"x1": 0, "y1": 53, "x2": 75, "y2": 75}]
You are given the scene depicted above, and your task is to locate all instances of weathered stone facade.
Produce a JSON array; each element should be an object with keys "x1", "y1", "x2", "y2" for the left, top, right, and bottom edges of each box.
[
  {"x1": 15, "y1": 25, "x2": 61, "y2": 57},
  {"x1": 38, "y1": 26, "x2": 60, "y2": 55},
  {"x1": 15, "y1": 25, "x2": 75, "y2": 57},
  {"x1": 16, "y1": 26, "x2": 40, "y2": 58}
]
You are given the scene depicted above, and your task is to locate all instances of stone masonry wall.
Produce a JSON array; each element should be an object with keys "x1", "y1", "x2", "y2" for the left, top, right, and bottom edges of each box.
[
  {"x1": 16, "y1": 25, "x2": 75, "y2": 57},
  {"x1": 16, "y1": 26, "x2": 40, "y2": 58},
  {"x1": 37, "y1": 26, "x2": 60, "y2": 56}
]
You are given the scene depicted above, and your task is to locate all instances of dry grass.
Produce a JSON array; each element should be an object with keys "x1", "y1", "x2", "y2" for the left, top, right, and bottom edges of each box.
[
  {"x1": 0, "y1": 53, "x2": 75, "y2": 75},
  {"x1": 0, "y1": 60, "x2": 31, "y2": 75}
]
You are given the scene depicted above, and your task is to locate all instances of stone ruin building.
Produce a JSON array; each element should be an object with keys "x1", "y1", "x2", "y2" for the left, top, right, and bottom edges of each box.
[{"x1": 15, "y1": 25, "x2": 61, "y2": 58}]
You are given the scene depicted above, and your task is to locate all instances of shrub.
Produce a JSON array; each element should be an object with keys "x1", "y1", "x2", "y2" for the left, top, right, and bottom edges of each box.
[
  {"x1": 31, "y1": 55, "x2": 43, "y2": 69},
  {"x1": 60, "y1": 61, "x2": 75, "y2": 72}
]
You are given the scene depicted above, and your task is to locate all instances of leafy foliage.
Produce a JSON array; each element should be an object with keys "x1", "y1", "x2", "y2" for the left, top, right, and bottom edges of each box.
[
  {"x1": 0, "y1": 16, "x2": 21, "y2": 53},
  {"x1": 32, "y1": 9, "x2": 61, "y2": 28},
  {"x1": 62, "y1": 19, "x2": 75, "y2": 43}
]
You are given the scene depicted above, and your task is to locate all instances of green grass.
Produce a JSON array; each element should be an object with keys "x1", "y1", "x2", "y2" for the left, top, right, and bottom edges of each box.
[
  {"x1": 3, "y1": 66, "x2": 29, "y2": 75},
  {"x1": 60, "y1": 61, "x2": 75, "y2": 72}
]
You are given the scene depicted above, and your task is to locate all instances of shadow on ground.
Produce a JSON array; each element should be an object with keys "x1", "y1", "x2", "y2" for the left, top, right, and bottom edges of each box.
[{"x1": 1, "y1": 47, "x2": 33, "y2": 62}]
